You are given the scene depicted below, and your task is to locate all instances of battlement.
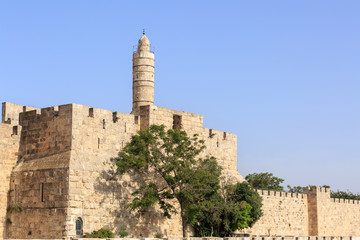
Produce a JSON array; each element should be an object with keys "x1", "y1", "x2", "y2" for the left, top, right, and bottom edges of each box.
[
  {"x1": 332, "y1": 198, "x2": 360, "y2": 205},
  {"x1": 256, "y1": 189, "x2": 306, "y2": 199},
  {"x1": 303, "y1": 186, "x2": 330, "y2": 194},
  {"x1": 2, "y1": 102, "x2": 40, "y2": 125}
]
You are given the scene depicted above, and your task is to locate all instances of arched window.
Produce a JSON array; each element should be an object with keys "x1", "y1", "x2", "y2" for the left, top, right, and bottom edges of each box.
[{"x1": 75, "y1": 218, "x2": 83, "y2": 237}]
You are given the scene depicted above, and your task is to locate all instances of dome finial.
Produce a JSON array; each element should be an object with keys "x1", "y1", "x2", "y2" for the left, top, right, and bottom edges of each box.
[{"x1": 143, "y1": 29, "x2": 145, "y2": 35}]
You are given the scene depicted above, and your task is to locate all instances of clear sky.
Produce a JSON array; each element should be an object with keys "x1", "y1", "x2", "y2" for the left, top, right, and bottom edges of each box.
[{"x1": 1, "y1": 1, "x2": 359, "y2": 192}]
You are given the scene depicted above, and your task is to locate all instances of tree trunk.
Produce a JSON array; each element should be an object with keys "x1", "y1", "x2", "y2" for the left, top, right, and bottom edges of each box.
[{"x1": 180, "y1": 204, "x2": 187, "y2": 238}]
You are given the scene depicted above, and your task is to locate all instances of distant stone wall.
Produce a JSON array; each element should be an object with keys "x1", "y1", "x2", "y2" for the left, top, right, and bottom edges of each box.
[
  {"x1": 6, "y1": 105, "x2": 73, "y2": 239},
  {"x1": 244, "y1": 190, "x2": 308, "y2": 236},
  {"x1": 304, "y1": 187, "x2": 360, "y2": 236}
]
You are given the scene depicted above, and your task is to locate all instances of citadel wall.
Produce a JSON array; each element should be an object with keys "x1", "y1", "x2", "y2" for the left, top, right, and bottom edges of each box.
[
  {"x1": 245, "y1": 190, "x2": 309, "y2": 236},
  {"x1": 6, "y1": 105, "x2": 73, "y2": 239},
  {"x1": 66, "y1": 104, "x2": 183, "y2": 238}
]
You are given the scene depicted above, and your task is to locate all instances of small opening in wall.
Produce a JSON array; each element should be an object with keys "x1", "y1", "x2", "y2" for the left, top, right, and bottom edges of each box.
[
  {"x1": 209, "y1": 129, "x2": 215, "y2": 138},
  {"x1": 76, "y1": 218, "x2": 83, "y2": 237},
  {"x1": 134, "y1": 116, "x2": 139, "y2": 124},
  {"x1": 103, "y1": 119, "x2": 106, "y2": 129},
  {"x1": 98, "y1": 138, "x2": 100, "y2": 149},
  {"x1": 223, "y1": 132, "x2": 227, "y2": 140},
  {"x1": 173, "y1": 115, "x2": 182, "y2": 130},
  {"x1": 125, "y1": 123, "x2": 127, "y2": 132},
  {"x1": 40, "y1": 183, "x2": 44, "y2": 202},
  {"x1": 216, "y1": 140, "x2": 219, "y2": 147},
  {"x1": 12, "y1": 126, "x2": 18, "y2": 135},
  {"x1": 112, "y1": 112, "x2": 118, "y2": 123},
  {"x1": 89, "y1": 108, "x2": 94, "y2": 117}
]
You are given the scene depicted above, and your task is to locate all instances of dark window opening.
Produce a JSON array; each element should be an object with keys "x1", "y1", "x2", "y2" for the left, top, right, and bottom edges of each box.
[
  {"x1": 134, "y1": 116, "x2": 139, "y2": 124},
  {"x1": 125, "y1": 123, "x2": 127, "y2": 132},
  {"x1": 102, "y1": 119, "x2": 106, "y2": 129},
  {"x1": 112, "y1": 112, "x2": 119, "y2": 123},
  {"x1": 40, "y1": 183, "x2": 44, "y2": 202},
  {"x1": 173, "y1": 115, "x2": 182, "y2": 130},
  {"x1": 98, "y1": 138, "x2": 100, "y2": 149},
  {"x1": 89, "y1": 108, "x2": 94, "y2": 117},
  {"x1": 223, "y1": 132, "x2": 227, "y2": 140},
  {"x1": 12, "y1": 126, "x2": 18, "y2": 135},
  {"x1": 217, "y1": 140, "x2": 219, "y2": 147},
  {"x1": 209, "y1": 129, "x2": 215, "y2": 138},
  {"x1": 76, "y1": 218, "x2": 83, "y2": 237}
]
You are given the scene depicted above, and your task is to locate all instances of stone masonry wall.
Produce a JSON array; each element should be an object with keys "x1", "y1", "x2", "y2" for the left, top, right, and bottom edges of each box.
[
  {"x1": 0, "y1": 123, "x2": 21, "y2": 240},
  {"x1": 66, "y1": 104, "x2": 184, "y2": 238},
  {"x1": 244, "y1": 190, "x2": 309, "y2": 236},
  {"x1": 2, "y1": 102, "x2": 38, "y2": 125},
  {"x1": 6, "y1": 105, "x2": 73, "y2": 239},
  {"x1": 305, "y1": 187, "x2": 360, "y2": 236}
]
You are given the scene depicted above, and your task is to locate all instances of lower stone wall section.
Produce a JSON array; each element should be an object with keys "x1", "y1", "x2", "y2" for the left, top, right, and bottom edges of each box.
[
  {"x1": 244, "y1": 190, "x2": 308, "y2": 236},
  {"x1": 5, "y1": 236, "x2": 360, "y2": 240}
]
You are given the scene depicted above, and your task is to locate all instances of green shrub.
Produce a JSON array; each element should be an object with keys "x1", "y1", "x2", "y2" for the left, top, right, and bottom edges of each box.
[
  {"x1": 6, "y1": 218, "x2": 12, "y2": 224},
  {"x1": 83, "y1": 228, "x2": 114, "y2": 238},
  {"x1": 7, "y1": 205, "x2": 22, "y2": 213},
  {"x1": 154, "y1": 232, "x2": 163, "y2": 238},
  {"x1": 118, "y1": 226, "x2": 128, "y2": 238}
]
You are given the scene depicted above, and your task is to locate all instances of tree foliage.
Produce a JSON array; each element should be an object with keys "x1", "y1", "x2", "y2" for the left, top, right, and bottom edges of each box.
[
  {"x1": 245, "y1": 172, "x2": 284, "y2": 191},
  {"x1": 83, "y1": 228, "x2": 114, "y2": 238},
  {"x1": 113, "y1": 125, "x2": 263, "y2": 237},
  {"x1": 287, "y1": 185, "x2": 304, "y2": 193},
  {"x1": 113, "y1": 125, "x2": 221, "y2": 237},
  {"x1": 331, "y1": 190, "x2": 360, "y2": 200}
]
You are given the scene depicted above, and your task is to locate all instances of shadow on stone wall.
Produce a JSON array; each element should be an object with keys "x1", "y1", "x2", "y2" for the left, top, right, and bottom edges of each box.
[{"x1": 93, "y1": 163, "x2": 174, "y2": 237}]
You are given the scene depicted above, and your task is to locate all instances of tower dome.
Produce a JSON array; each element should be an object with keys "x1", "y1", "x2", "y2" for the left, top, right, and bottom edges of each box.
[{"x1": 137, "y1": 35, "x2": 150, "y2": 52}]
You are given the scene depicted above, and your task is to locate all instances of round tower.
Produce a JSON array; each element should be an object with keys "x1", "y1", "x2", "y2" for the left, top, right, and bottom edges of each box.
[{"x1": 132, "y1": 33, "x2": 155, "y2": 113}]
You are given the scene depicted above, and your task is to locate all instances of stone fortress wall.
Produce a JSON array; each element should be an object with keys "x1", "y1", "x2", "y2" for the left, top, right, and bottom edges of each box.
[
  {"x1": 243, "y1": 187, "x2": 360, "y2": 237},
  {"x1": 1, "y1": 34, "x2": 360, "y2": 239},
  {"x1": 4, "y1": 104, "x2": 72, "y2": 239}
]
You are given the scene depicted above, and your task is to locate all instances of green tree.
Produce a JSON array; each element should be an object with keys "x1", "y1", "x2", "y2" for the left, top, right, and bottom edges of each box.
[
  {"x1": 113, "y1": 125, "x2": 222, "y2": 237},
  {"x1": 245, "y1": 172, "x2": 284, "y2": 191},
  {"x1": 331, "y1": 190, "x2": 360, "y2": 200},
  {"x1": 187, "y1": 182, "x2": 263, "y2": 237},
  {"x1": 287, "y1": 185, "x2": 304, "y2": 193}
]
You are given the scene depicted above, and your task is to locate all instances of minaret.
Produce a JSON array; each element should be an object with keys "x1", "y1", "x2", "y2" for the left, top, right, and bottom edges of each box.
[{"x1": 132, "y1": 32, "x2": 155, "y2": 113}]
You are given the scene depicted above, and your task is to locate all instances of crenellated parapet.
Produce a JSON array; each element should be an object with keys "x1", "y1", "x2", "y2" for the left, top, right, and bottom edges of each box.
[{"x1": 256, "y1": 189, "x2": 307, "y2": 199}]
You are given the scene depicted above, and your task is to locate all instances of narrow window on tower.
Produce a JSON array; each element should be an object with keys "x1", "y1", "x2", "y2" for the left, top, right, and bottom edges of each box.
[
  {"x1": 89, "y1": 108, "x2": 94, "y2": 118},
  {"x1": 12, "y1": 126, "x2": 18, "y2": 135},
  {"x1": 173, "y1": 115, "x2": 182, "y2": 130},
  {"x1": 102, "y1": 119, "x2": 106, "y2": 129},
  {"x1": 98, "y1": 138, "x2": 100, "y2": 149},
  {"x1": 40, "y1": 183, "x2": 44, "y2": 202},
  {"x1": 134, "y1": 116, "x2": 139, "y2": 124}
]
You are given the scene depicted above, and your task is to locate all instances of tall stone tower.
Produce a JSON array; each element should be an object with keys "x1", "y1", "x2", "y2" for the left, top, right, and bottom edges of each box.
[{"x1": 132, "y1": 33, "x2": 155, "y2": 113}]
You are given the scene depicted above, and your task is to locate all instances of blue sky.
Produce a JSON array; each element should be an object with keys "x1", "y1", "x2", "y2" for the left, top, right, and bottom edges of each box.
[{"x1": 1, "y1": 1, "x2": 359, "y2": 192}]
